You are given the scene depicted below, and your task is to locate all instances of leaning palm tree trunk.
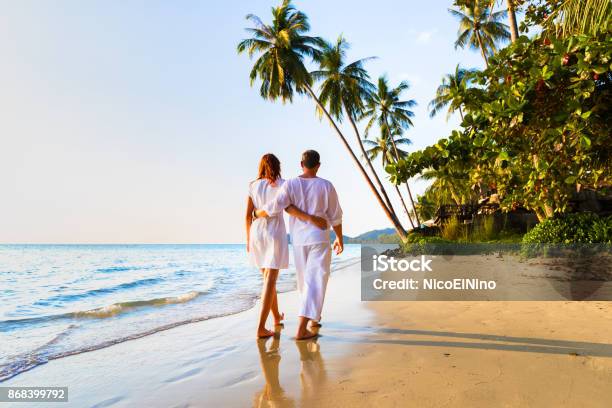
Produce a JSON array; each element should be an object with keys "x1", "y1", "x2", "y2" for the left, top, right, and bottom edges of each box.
[
  {"x1": 389, "y1": 136, "x2": 421, "y2": 228},
  {"x1": 304, "y1": 84, "x2": 409, "y2": 240},
  {"x1": 404, "y1": 180, "x2": 421, "y2": 227},
  {"x1": 345, "y1": 106, "x2": 397, "y2": 216},
  {"x1": 393, "y1": 184, "x2": 416, "y2": 229},
  {"x1": 385, "y1": 140, "x2": 417, "y2": 228},
  {"x1": 384, "y1": 123, "x2": 421, "y2": 228}
]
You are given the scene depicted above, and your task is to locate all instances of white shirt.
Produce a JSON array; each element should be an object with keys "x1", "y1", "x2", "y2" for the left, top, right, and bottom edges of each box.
[{"x1": 263, "y1": 176, "x2": 343, "y2": 246}]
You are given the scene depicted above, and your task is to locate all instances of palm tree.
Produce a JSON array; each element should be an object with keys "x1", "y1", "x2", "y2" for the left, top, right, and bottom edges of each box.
[
  {"x1": 236, "y1": 1, "x2": 322, "y2": 102},
  {"x1": 363, "y1": 133, "x2": 412, "y2": 165},
  {"x1": 488, "y1": 0, "x2": 519, "y2": 42},
  {"x1": 419, "y1": 168, "x2": 473, "y2": 206},
  {"x1": 449, "y1": 0, "x2": 510, "y2": 67},
  {"x1": 362, "y1": 76, "x2": 421, "y2": 228},
  {"x1": 545, "y1": 0, "x2": 612, "y2": 37},
  {"x1": 311, "y1": 36, "x2": 397, "y2": 217},
  {"x1": 428, "y1": 64, "x2": 476, "y2": 121},
  {"x1": 505, "y1": 0, "x2": 519, "y2": 42},
  {"x1": 363, "y1": 132, "x2": 414, "y2": 226},
  {"x1": 237, "y1": 0, "x2": 408, "y2": 239}
]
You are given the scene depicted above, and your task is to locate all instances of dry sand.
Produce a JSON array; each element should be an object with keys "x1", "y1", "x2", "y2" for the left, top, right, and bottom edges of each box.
[
  {"x1": 314, "y1": 253, "x2": 612, "y2": 408},
  {"x1": 313, "y1": 300, "x2": 612, "y2": 408}
]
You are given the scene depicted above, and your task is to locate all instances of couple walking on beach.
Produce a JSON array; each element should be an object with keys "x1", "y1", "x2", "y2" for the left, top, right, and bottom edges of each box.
[{"x1": 246, "y1": 150, "x2": 343, "y2": 340}]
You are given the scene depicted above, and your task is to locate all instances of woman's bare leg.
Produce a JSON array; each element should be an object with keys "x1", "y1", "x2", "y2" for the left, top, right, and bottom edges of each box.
[
  {"x1": 258, "y1": 268, "x2": 279, "y2": 338},
  {"x1": 271, "y1": 289, "x2": 284, "y2": 325},
  {"x1": 261, "y1": 269, "x2": 283, "y2": 326}
]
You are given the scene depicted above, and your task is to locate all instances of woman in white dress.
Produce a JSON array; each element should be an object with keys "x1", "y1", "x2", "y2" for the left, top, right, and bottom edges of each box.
[{"x1": 246, "y1": 154, "x2": 327, "y2": 338}]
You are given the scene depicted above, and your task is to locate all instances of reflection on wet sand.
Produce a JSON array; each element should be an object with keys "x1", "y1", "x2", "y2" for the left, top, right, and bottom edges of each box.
[
  {"x1": 254, "y1": 335, "x2": 295, "y2": 407},
  {"x1": 295, "y1": 337, "x2": 327, "y2": 406},
  {"x1": 254, "y1": 332, "x2": 327, "y2": 408}
]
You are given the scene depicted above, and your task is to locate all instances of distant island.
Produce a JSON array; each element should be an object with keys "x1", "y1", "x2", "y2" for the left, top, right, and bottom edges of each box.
[
  {"x1": 286, "y1": 228, "x2": 399, "y2": 245},
  {"x1": 331, "y1": 228, "x2": 399, "y2": 244}
]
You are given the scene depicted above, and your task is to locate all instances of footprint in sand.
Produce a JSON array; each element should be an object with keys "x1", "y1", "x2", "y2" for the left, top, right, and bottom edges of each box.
[
  {"x1": 221, "y1": 371, "x2": 259, "y2": 387},
  {"x1": 164, "y1": 367, "x2": 203, "y2": 383},
  {"x1": 90, "y1": 396, "x2": 124, "y2": 408}
]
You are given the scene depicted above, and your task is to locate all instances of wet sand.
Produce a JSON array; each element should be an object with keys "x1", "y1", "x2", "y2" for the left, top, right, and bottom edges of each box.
[
  {"x1": 5, "y1": 256, "x2": 612, "y2": 407},
  {"x1": 4, "y1": 259, "x2": 371, "y2": 407}
]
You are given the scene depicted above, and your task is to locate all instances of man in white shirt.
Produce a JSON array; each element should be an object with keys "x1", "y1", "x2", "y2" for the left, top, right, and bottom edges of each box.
[{"x1": 256, "y1": 150, "x2": 343, "y2": 340}]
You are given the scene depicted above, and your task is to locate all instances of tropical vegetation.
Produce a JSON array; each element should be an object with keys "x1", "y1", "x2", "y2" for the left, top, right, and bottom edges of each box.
[
  {"x1": 390, "y1": 6, "x2": 611, "y2": 223},
  {"x1": 522, "y1": 213, "x2": 612, "y2": 244},
  {"x1": 237, "y1": 0, "x2": 418, "y2": 239},
  {"x1": 362, "y1": 76, "x2": 421, "y2": 228},
  {"x1": 428, "y1": 64, "x2": 476, "y2": 121},
  {"x1": 449, "y1": 0, "x2": 511, "y2": 66},
  {"x1": 238, "y1": 0, "x2": 611, "y2": 244}
]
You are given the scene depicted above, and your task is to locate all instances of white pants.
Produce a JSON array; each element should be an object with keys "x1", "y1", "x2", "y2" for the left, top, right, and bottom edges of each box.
[{"x1": 293, "y1": 243, "x2": 332, "y2": 321}]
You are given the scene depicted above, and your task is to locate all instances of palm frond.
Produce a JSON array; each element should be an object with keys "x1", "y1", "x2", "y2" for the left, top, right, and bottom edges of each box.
[
  {"x1": 546, "y1": 0, "x2": 612, "y2": 36},
  {"x1": 454, "y1": 28, "x2": 472, "y2": 49}
]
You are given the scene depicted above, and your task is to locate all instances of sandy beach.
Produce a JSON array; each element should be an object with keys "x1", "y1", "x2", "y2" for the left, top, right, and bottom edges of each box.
[
  {"x1": 3, "y1": 1, "x2": 611, "y2": 407},
  {"x1": 317, "y1": 253, "x2": 612, "y2": 408},
  {"x1": 5, "y1": 255, "x2": 612, "y2": 407},
  {"x1": 316, "y1": 300, "x2": 612, "y2": 407},
  {"x1": 4, "y1": 259, "x2": 371, "y2": 407}
]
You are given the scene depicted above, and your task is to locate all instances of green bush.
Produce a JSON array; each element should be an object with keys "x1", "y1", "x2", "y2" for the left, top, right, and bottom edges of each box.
[
  {"x1": 440, "y1": 217, "x2": 467, "y2": 241},
  {"x1": 406, "y1": 217, "x2": 523, "y2": 244},
  {"x1": 404, "y1": 235, "x2": 453, "y2": 245},
  {"x1": 471, "y1": 215, "x2": 497, "y2": 241},
  {"x1": 590, "y1": 217, "x2": 612, "y2": 243},
  {"x1": 401, "y1": 235, "x2": 455, "y2": 256},
  {"x1": 522, "y1": 213, "x2": 612, "y2": 244}
]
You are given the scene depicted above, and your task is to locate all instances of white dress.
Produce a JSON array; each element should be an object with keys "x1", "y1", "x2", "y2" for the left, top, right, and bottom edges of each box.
[{"x1": 248, "y1": 178, "x2": 289, "y2": 269}]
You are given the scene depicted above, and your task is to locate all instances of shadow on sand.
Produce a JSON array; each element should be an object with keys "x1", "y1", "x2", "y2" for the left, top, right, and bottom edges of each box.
[{"x1": 321, "y1": 322, "x2": 612, "y2": 358}]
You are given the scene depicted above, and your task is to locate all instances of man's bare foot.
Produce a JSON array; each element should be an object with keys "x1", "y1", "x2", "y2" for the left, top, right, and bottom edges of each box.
[
  {"x1": 274, "y1": 312, "x2": 285, "y2": 326},
  {"x1": 257, "y1": 328, "x2": 275, "y2": 338},
  {"x1": 295, "y1": 328, "x2": 318, "y2": 340}
]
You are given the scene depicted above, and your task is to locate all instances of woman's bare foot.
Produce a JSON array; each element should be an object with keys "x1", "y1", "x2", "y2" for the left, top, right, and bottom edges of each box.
[
  {"x1": 274, "y1": 312, "x2": 285, "y2": 326},
  {"x1": 295, "y1": 328, "x2": 318, "y2": 340},
  {"x1": 257, "y1": 327, "x2": 275, "y2": 338},
  {"x1": 310, "y1": 321, "x2": 322, "y2": 328}
]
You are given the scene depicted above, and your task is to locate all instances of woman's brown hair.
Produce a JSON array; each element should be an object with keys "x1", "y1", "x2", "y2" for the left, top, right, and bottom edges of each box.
[{"x1": 257, "y1": 153, "x2": 281, "y2": 183}]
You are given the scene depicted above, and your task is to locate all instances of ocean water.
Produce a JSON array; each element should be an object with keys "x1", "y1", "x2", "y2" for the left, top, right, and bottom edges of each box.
[{"x1": 0, "y1": 244, "x2": 360, "y2": 382}]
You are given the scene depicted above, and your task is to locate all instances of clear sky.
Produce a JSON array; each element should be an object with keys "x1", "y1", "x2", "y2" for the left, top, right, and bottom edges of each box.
[{"x1": 0, "y1": 0, "x2": 499, "y2": 243}]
